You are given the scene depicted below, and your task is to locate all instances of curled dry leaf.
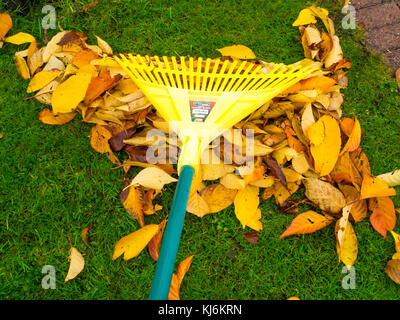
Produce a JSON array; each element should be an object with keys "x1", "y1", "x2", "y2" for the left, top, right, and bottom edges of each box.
[
  {"x1": 168, "y1": 255, "x2": 194, "y2": 300},
  {"x1": 390, "y1": 231, "x2": 400, "y2": 254},
  {"x1": 148, "y1": 219, "x2": 167, "y2": 262},
  {"x1": 123, "y1": 186, "x2": 145, "y2": 226},
  {"x1": 280, "y1": 210, "x2": 334, "y2": 238},
  {"x1": 144, "y1": 189, "x2": 163, "y2": 215},
  {"x1": 377, "y1": 169, "x2": 400, "y2": 187},
  {"x1": 112, "y1": 224, "x2": 159, "y2": 261},
  {"x1": 65, "y1": 247, "x2": 85, "y2": 282},
  {"x1": 340, "y1": 116, "x2": 361, "y2": 155}
]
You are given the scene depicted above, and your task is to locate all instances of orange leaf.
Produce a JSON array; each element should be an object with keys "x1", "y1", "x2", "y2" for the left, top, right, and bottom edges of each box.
[
  {"x1": 143, "y1": 189, "x2": 162, "y2": 215},
  {"x1": 81, "y1": 225, "x2": 92, "y2": 246},
  {"x1": 360, "y1": 174, "x2": 396, "y2": 199},
  {"x1": 283, "y1": 76, "x2": 335, "y2": 94},
  {"x1": 340, "y1": 117, "x2": 354, "y2": 137},
  {"x1": 331, "y1": 152, "x2": 362, "y2": 185},
  {"x1": 27, "y1": 40, "x2": 39, "y2": 62},
  {"x1": 90, "y1": 124, "x2": 120, "y2": 165},
  {"x1": 299, "y1": 75, "x2": 336, "y2": 92},
  {"x1": 39, "y1": 109, "x2": 76, "y2": 125},
  {"x1": 242, "y1": 157, "x2": 266, "y2": 184},
  {"x1": 339, "y1": 184, "x2": 367, "y2": 223},
  {"x1": 369, "y1": 197, "x2": 396, "y2": 238},
  {"x1": 123, "y1": 186, "x2": 145, "y2": 226},
  {"x1": 0, "y1": 12, "x2": 12, "y2": 40},
  {"x1": 340, "y1": 116, "x2": 361, "y2": 155},
  {"x1": 71, "y1": 49, "x2": 99, "y2": 67},
  {"x1": 168, "y1": 255, "x2": 194, "y2": 300},
  {"x1": 284, "y1": 126, "x2": 306, "y2": 153},
  {"x1": 90, "y1": 124, "x2": 112, "y2": 154},
  {"x1": 350, "y1": 148, "x2": 371, "y2": 176},
  {"x1": 280, "y1": 210, "x2": 334, "y2": 238},
  {"x1": 148, "y1": 219, "x2": 167, "y2": 261},
  {"x1": 84, "y1": 72, "x2": 121, "y2": 105}
]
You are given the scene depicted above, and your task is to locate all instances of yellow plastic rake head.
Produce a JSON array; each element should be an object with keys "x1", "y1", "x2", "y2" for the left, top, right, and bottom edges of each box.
[{"x1": 114, "y1": 54, "x2": 317, "y2": 174}]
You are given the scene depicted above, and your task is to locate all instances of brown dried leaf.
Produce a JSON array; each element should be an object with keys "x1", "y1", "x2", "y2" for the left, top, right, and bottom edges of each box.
[{"x1": 303, "y1": 177, "x2": 346, "y2": 214}]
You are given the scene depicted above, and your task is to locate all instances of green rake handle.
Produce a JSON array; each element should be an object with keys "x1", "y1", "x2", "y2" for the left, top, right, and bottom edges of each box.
[{"x1": 148, "y1": 165, "x2": 194, "y2": 300}]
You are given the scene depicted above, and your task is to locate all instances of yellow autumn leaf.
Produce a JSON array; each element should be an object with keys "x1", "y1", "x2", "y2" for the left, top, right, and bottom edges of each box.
[
  {"x1": 220, "y1": 173, "x2": 246, "y2": 190},
  {"x1": 308, "y1": 5, "x2": 331, "y2": 35},
  {"x1": 5, "y1": 32, "x2": 35, "y2": 45},
  {"x1": 52, "y1": 72, "x2": 92, "y2": 114},
  {"x1": 390, "y1": 231, "x2": 400, "y2": 254},
  {"x1": 309, "y1": 115, "x2": 341, "y2": 176},
  {"x1": 292, "y1": 8, "x2": 317, "y2": 26},
  {"x1": 217, "y1": 45, "x2": 256, "y2": 60},
  {"x1": 14, "y1": 54, "x2": 30, "y2": 79},
  {"x1": 201, "y1": 161, "x2": 235, "y2": 180},
  {"x1": 27, "y1": 70, "x2": 61, "y2": 93},
  {"x1": 234, "y1": 185, "x2": 260, "y2": 229},
  {"x1": 112, "y1": 224, "x2": 159, "y2": 261},
  {"x1": 335, "y1": 219, "x2": 357, "y2": 270},
  {"x1": 130, "y1": 167, "x2": 177, "y2": 190},
  {"x1": 200, "y1": 183, "x2": 237, "y2": 213},
  {"x1": 65, "y1": 247, "x2": 85, "y2": 282}
]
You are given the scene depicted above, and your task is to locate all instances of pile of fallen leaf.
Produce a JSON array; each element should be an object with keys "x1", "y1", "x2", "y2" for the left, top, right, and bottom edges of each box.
[{"x1": 3, "y1": 5, "x2": 400, "y2": 298}]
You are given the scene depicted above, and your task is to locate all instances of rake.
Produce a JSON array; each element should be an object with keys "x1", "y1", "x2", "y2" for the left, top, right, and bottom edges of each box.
[{"x1": 114, "y1": 54, "x2": 317, "y2": 300}]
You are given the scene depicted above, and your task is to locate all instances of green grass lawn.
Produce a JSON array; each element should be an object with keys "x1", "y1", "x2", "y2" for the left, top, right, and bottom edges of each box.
[{"x1": 1, "y1": 0, "x2": 400, "y2": 300}]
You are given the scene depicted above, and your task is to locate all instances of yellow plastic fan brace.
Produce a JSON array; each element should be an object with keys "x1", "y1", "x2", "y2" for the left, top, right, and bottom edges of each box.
[{"x1": 114, "y1": 54, "x2": 318, "y2": 300}]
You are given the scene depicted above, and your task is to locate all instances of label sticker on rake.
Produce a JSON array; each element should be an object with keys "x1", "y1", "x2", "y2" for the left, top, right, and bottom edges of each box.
[{"x1": 190, "y1": 101, "x2": 216, "y2": 122}]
